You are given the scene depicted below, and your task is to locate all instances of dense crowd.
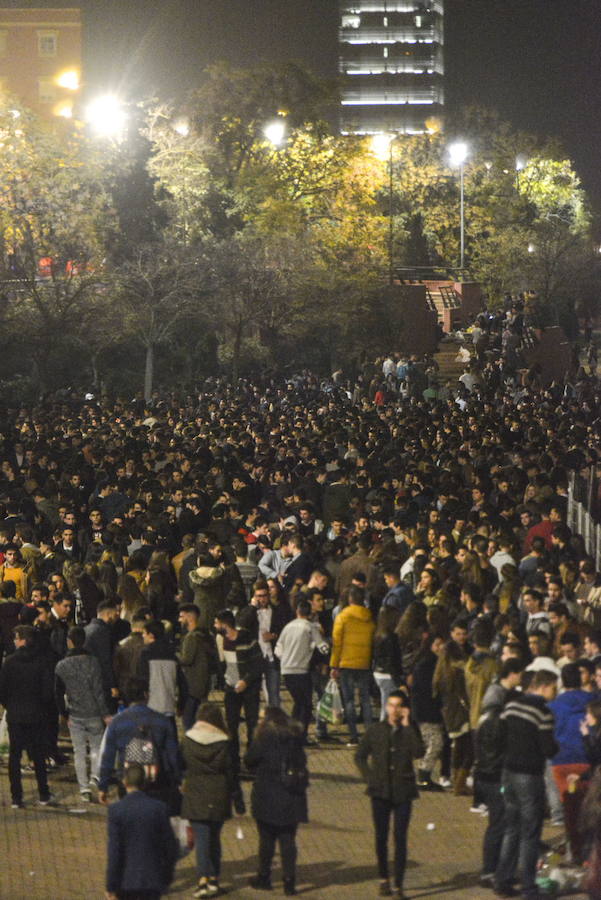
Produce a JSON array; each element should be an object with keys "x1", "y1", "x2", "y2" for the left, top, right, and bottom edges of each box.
[{"x1": 0, "y1": 299, "x2": 601, "y2": 900}]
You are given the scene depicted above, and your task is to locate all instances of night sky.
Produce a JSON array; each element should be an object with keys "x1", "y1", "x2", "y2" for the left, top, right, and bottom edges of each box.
[{"x1": 7, "y1": 1, "x2": 601, "y2": 214}]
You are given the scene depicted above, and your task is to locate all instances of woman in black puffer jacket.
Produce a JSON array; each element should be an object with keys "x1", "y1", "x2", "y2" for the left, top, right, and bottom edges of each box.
[{"x1": 244, "y1": 707, "x2": 308, "y2": 897}]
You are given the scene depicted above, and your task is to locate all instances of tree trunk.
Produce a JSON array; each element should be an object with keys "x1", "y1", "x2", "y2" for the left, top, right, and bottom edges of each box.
[{"x1": 144, "y1": 342, "x2": 154, "y2": 401}]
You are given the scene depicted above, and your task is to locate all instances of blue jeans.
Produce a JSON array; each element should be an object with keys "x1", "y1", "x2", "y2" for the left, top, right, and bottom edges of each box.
[
  {"x1": 339, "y1": 668, "x2": 373, "y2": 741},
  {"x1": 495, "y1": 770, "x2": 546, "y2": 896},
  {"x1": 68, "y1": 716, "x2": 104, "y2": 792},
  {"x1": 374, "y1": 673, "x2": 397, "y2": 721},
  {"x1": 191, "y1": 820, "x2": 223, "y2": 879}
]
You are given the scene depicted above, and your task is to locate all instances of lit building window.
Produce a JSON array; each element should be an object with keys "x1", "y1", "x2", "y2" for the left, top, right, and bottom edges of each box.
[
  {"x1": 37, "y1": 31, "x2": 57, "y2": 57},
  {"x1": 342, "y1": 14, "x2": 361, "y2": 27},
  {"x1": 383, "y1": 46, "x2": 389, "y2": 57}
]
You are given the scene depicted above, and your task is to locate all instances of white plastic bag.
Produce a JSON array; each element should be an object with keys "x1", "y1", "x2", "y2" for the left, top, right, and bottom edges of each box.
[
  {"x1": 170, "y1": 815, "x2": 194, "y2": 858},
  {"x1": 317, "y1": 679, "x2": 344, "y2": 724}
]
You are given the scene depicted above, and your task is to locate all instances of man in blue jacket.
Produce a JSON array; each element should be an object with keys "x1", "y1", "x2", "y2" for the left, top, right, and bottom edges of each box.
[
  {"x1": 105, "y1": 762, "x2": 178, "y2": 900},
  {"x1": 98, "y1": 676, "x2": 180, "y2": 811}
]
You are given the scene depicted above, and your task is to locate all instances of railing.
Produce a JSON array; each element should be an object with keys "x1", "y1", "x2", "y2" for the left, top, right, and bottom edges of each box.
[{"x1": 568, "y1": 471, "x2": 601, "y2": 568}]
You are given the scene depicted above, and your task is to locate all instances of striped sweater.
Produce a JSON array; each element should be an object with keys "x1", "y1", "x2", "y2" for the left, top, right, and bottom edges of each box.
[{"x1": 500, "y1": 692, "x2": 559, "y2": 776}]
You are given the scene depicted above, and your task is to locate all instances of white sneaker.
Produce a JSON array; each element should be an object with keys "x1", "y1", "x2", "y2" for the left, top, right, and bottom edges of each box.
[
  {"x1": 438, "y1": 777, "x2": 452, "y2": 788},
  {"x1": 39, "y1": 793, "x2": 56, "y2": 806}
]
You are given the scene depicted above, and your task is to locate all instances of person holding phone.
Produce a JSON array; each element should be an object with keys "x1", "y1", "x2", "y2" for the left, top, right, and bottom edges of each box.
[{"x1": 355, "y1": 690, "x2": 425, "y2": 899}]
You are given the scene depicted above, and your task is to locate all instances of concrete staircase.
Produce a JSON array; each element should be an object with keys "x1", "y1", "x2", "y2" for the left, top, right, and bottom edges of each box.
[
  {"x1": 424, "y1": 281, "x2": 462, "y2": 330},
  {"x1": 434, "y1": 340, "x2": 473, "y2": 383}
]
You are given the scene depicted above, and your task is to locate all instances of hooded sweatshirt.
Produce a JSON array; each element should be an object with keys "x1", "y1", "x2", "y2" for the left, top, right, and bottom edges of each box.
[
  {"x1": 181, "y1": 722, "x2": 233, "y2": 822},
  {"x1": 330, "y1": 603, "x2": 375, "y2": 670}
]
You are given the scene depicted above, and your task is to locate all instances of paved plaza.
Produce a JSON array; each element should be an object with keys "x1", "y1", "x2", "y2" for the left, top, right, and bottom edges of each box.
[{"x1": 0, "y1": 710, "x2": 587, "y2": 900}]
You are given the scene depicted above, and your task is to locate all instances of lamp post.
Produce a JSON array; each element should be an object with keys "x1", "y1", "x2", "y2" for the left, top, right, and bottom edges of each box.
[
  {"x1": 448, "y1": 141, "x2": 469, "y2": 269},
  {"x1": 371, "y1": 133, "x2": 399, "y2": 285}
]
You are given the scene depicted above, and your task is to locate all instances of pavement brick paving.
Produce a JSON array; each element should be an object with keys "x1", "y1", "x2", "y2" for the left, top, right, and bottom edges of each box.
[{"x1": 0, "y1": 719, "x2": 587, "y2": 900}]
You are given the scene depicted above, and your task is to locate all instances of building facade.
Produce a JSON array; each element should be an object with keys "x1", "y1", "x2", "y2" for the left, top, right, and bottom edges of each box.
[
  {"x1": 339, "y1": 0, "x2": 444, "y2": 135},
  {"x1": 0, "y1": 7, "x2": 82, "y2": 119}
]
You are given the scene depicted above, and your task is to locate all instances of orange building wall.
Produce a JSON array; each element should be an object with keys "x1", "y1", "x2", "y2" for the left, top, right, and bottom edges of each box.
[{"x1": 0, "y1": 8, "x2": 81, "y2": 118}]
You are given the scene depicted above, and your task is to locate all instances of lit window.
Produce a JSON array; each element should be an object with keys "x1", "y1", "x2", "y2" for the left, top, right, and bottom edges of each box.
[
  {"x1": 383, "y1": 47, "x2": 389, "y2": 57},
  {"x1": 415, "y1": 15, "x2": 422, "y2": 27},
  {"x1": 0, "y1": 31, "x2": 7, "y2": 58},
  {"x1": 383, "y1": 16, "x2": 388, "y2": 26},
  {"x1": 341, "y1": 14, "x2": 360, "y2": 27},
  {"x1": 38, "y1": 32, "x2": 57, "y2": 57},
  {"x1": 38, "y1": 78, "x2": 57, "y2": 104}
]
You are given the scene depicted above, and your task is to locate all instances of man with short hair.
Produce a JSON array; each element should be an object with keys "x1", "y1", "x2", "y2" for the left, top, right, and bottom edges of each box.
[
  {"x1": 177, "y1": 604, "x2": 215, "y2": 729},
  {"x1": 494, "y1": 670, "x2": 559, "y2": 900},
  {"x1": 522, "y1": 589, "x2": 551, "y2": 639},
  {"x1": 139, "y1": 621, "x2": 185, "y2": 724},
  {"x1": 0, "y1": 625, "x2": 53, "y2": 807},
  {"x1": 105, "y1": 762, "x2": 178, "y2": 900},
  {"x1": 113, "y1": 612, "x2": 147, "y2": 699},
  {"x1": 0, "y1": 545, "x2": 28, "y2": 602},
  {"x1": 355, "y1": 691, "x2": 425, "y2": 900},
  {"x1": 55, "y1": 625, "x2": 110, "y2": 801},
  {"x1": 330, "y1": 585, "x2": 376, "y2": 746},
  {"x1": 213, "y1": 609, "x2": 263, "y2": 775},
  {"x1": 98, "y1": 677, "x2": 180, "y2": 809},
  {"x1": 275, "y1": 598, "x2": 317, "y2": 739},
  {"x1": 381, "y1": 566, "x2": 415, "y2": 615},
  {"x1": 85, "y1": 600, "x2": 120, "y2": 709}
]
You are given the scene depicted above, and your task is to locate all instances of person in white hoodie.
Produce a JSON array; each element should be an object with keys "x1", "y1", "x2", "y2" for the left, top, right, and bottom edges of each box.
[{"x1": 275, "y1": 599, "x2": 319, "y2": 741}]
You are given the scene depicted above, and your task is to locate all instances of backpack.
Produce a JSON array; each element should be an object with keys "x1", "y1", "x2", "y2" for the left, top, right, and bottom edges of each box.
[{"x1": 124, "y1": 722, "x2": 160, "y2": 783}]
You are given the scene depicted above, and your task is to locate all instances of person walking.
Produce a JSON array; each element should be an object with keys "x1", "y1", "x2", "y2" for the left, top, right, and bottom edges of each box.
[
  {"x1": 372, "y1": 606, "x2": 403, "y2": 720},
  {"x1": 275, "y1": 599, "x2": 317, "y2": 741},
  {"x1": 245, "y1": 707, "x2": 308, "y2": 897},
  {"x1": 55, "y1": 625, "x2": 111, "y2": 802},
  {"x1": 105, "y1": 762, "x2": 178, "y2": 900},
  {"x1": 0, "y1": 624, "x2": 54, "y2": 808},
  {"x1": 182, "y1": 702, "x2": 236, "y2": 898},
  {"x1": 494, "y1": 669, "x2": 559, "y2": 900},
  {"x1": 355, "y1": 690, "x2": 425, "y2": 899},
  {"x1": 329, "y1": 585, "x2": 376, "y2": 746},
  {"x1": 177, "y1": 604, "x2": 216, "y2": 730}
]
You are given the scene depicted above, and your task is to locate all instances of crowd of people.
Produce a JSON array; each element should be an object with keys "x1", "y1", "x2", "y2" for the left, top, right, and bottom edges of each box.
[{"x1": 0, "y1": 301, "x2": 600, "y2": 900}]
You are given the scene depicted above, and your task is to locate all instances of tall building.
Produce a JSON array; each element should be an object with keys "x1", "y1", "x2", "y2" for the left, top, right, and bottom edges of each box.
[
  {"x1": 0, "y1": 7, "x2": 82, "y2": 119},
  {"x1": 338, "y1": 0, "x2": 444, "y2": 135}
]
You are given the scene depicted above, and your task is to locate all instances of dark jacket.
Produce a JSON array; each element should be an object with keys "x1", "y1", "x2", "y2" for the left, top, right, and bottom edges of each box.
[
  {"x1": 474, "y1": 687, "x2": 516, "y2": 782},
  {"x1": 0, "y1": 599, "x2": 21, "y2": 655},
  {"x1": 549, "y1": 689, "x2": 590, "y2": 766},
  {"x1": 181, "y1": 722, "x2": 233, "y2": 822},
  {"x1": 177, "y1": 627, "x2": 216, "y2": 700},
  {"x1": 283, "y1": 553, "x2": 314, "y2": 592},
  {"x1": 244, "y1": 723, "x2": 309, "y2": 827},
  {"x1": 382, "y1": 581, "x2": 415, "y2": 615},
  {"x1": 113, "y1": 631, "x2": 145, "y2": 697},
  {"x1": 356, "y1": 719, "x2": 425, "y2": 803},
  {"x1": 373, "y1": 633, "x2": 403, "y2": 682},
  {"x1": 55, "y1": 648, "x2": 108, "y2": 719},
  {"x1": 0, "y1": 645, "x2": 54, "y2": 724},
  {"x1": 84, "y1": 617, "x2": 115, "y2": 693},
  {"x1": 98, "y1": 703, "x2": 181, "y2": 793},
  {"x1": 189, "y1": 563, "x2": 227, "y2": 628},
  {"x1": 411, "y1": 650, "x2": 443, "y2": 724},
  {"x1": 106, "y1": 790, "x2": 178, "y2": 895}
]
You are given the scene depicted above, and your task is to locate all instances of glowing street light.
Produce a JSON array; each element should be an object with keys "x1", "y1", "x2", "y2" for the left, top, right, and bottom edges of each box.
[
  {"x1": 515, "y1": 155, "x2": 527, "y2": 172},
  {"x1": 173, "y1": 118, "x2": 189, "y2": 137},
  {"x1": 370, "y1": 132, "x2": 393, "y2": 161},
  {"x1": 527, "y1": 243, "x2": 535, "y2": 254},
  {"x1": 56, "y1": 70, "x2": 80, "y2": 91},
  {"x1": 264, "y1": 119, "x2": 286, "y2": 147},
  {"x1": 85, "y1": 95, "x2": 127, "y2": 139},
  {"x1": 448, "y1": 141, "x2": 469, "y2": 269}
]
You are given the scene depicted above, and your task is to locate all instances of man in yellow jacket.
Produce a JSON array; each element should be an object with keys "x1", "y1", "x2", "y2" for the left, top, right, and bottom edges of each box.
[{"x1": 330, "y1": 586, "x2": 376, "y2": 746}]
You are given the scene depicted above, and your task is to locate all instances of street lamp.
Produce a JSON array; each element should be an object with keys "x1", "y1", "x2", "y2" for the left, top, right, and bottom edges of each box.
[
  {"x1": 448, "y1": 141, "x2": 469, "y2": 269},
  {"x1": 85, "y1": 95, "x2": 127, "y2": 140},
  {"x1": 371, "y1": 133, "x2": 399, "y2": 285},
  {"x1": 264, "y1": 119, "x2": 286, "y2": 147}
]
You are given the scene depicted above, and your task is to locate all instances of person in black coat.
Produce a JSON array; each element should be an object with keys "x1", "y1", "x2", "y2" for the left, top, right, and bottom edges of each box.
[
  {"x1": 410, "y1": 635, "x2": 445, "y2": 792},
  {"x1": 355, "y1": 690, "x2": 425, "y2": 900},
  {"x1": 181, "y1": 702, "x2": 236, "y2": 898},
  {"x1": 244, "y1": 707, "x2": 308, "y2": 896},
  {"x1": 0, "y1": 624, "x2": 53, "y2": 807},
  {"x1": 106, "y1": 763, "x2": 178, "y2": 900}
]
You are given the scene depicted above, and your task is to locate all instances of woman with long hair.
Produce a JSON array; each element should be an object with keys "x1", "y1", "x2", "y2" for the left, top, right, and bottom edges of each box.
[
  {"x1": 395, "y1": 602, "x2": 428, "y2": 674},
  {"x1": 373, "y1": 606, "x2": 402, "y2": 719},
  {"x1": 432, "y1": 637, "x2": 472, "y2": 795},
  {"x1": 117, "y1": 572, "x2": 145, "y2": 623},
  {"x1": 245, "y1": 707, "x2": 308, "y2": 896},
  {"x1": 182, "y1": 702, "x2": 235, "y2": 898},
  {"x1": 415, "y1": 567, "x2": 445, "y2": 608}
]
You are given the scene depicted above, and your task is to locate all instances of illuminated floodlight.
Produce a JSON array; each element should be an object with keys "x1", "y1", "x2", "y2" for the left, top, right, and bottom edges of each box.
[
  {"x1": 515, "y1": 155, "x2": 527, "y2": 172},
  {"x1": 173, "y1": 118, "x2": 189, "y2": 137},
  {"x1": 448, "y1": 141, "x2": 468, "y2": 167},
  {"x1": 370, "y1": 133, "x2": 393, "y2": 160},
  {"x1": 527, "y1": 243, "x2": 535, "y2": 254},
  {"x1": 85, "y1": 95, "x2": 127, "y2": 139},
  {"x1": 55, "y1": 102, "x2": 73, "y2": 119},
  {"x1": 57, "y1": 70, "x2": 80, "y2": 91},
  {"x1": 264, "y1": 119, "x2": 286, "y2": 147}
]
